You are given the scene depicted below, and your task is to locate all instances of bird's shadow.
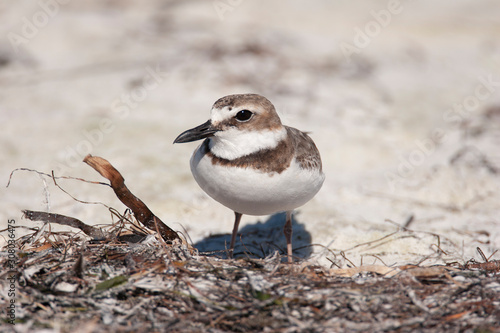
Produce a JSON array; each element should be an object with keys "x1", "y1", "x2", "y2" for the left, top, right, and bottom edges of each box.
[{"x1": 194, "y1": 212, "x2": 312, "y2": 261}]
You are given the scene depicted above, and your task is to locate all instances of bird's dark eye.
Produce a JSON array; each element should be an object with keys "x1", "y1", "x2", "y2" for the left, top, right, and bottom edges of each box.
[{"x1": 235, "y1": 110, "x2": 253, "y2": 122}]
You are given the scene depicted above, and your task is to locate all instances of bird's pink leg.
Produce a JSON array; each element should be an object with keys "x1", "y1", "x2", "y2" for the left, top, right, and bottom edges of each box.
[
  {"x1": 229, "y1": 212, "x2": 242, "y2": 258},
  {"x1": 284, "y1": 211, "x2": 293, "y2": 263}
]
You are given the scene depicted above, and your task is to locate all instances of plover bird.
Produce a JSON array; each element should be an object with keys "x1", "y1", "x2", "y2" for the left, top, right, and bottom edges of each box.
[{"x1": 174, "y1": 94, "x2": 324, "y2": 262}]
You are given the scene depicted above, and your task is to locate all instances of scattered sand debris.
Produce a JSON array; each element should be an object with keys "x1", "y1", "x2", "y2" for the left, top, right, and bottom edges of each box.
[{"x1": 1, "y1": 228, "x2": 498, "y2": 332}]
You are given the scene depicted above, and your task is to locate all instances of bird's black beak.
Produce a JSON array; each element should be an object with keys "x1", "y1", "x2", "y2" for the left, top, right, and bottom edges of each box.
[{"x1": 173, "y1": 120, "x2": 218, "y2": 143}]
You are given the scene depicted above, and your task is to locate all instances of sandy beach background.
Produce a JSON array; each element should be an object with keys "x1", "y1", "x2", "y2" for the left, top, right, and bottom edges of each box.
[{"x1": 1, "y1": 0, "x2": 499, "y2": 267}]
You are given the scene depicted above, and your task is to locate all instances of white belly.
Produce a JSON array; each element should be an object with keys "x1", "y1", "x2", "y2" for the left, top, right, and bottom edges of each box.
[{"x1": 190, "y1": 145, "x2": 325, "y2": 216}]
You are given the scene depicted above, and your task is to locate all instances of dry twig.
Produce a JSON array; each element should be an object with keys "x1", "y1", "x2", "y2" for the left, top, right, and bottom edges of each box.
[{"x1": 23, "y1": 210, "x2": 106, "y2": 240}]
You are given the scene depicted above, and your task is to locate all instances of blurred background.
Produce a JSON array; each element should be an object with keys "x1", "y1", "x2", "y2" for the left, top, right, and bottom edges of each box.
[{"x1": 1, "y1": 0, "x2": 499, "y2": 266}]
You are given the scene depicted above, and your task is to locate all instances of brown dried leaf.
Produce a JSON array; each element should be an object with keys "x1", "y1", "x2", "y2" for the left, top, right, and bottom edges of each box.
[{"x1": 83, "y1": 154, "x2": 180, "y2": 243}]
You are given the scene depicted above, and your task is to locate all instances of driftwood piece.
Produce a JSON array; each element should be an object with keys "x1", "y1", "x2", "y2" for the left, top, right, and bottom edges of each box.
[
  {"x1": 83, "y1": 154, "x2": 180, "y2": 243},
  {"x1": 23, "y1": 210, "x2": 106, "y2": 240},
  {"x1": 330, "y1": 264, "x2": 401, "y2": 277}
]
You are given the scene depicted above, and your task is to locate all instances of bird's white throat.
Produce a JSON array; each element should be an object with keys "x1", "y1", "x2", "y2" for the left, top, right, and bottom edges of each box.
[{"x1": 208, "y1": 127, "x2": 287, "y2": 160}]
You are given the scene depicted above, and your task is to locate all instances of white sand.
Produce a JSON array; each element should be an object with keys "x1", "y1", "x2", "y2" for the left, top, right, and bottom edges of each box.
[{"x1": 1, "y1": 0, "x2": 499, "y2": 267}]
